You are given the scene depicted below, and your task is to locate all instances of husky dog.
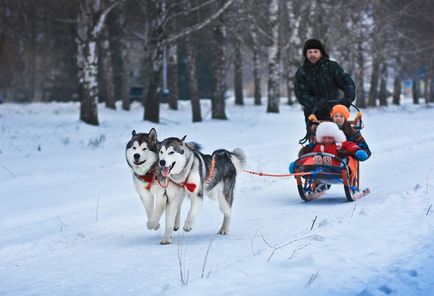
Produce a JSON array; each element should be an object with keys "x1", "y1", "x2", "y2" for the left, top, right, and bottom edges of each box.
[
  {"x1": 125, "y1": 128, "x2": 167, "y2": 231},
  {"x1": 158, "y1": 136, "x2": 246, "y2": 242}
]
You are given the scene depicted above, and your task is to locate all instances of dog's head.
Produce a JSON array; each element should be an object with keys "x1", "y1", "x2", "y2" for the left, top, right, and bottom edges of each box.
[
  {"x1": 159, "y1": 135, "x2": 195, "y2": 178},
  {"x1": 126, "y1": 128, "x2": 159, "y2": 175}
]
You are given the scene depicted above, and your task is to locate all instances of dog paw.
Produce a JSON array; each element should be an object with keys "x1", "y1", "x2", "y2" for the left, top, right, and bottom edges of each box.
[
  {"x1": 160, "y1": 237, "x2": 172, "y2": 245},
  {"x1": 183, "y1": 225, "x2": 192, "y2": 232},
  {"x1": 147, "y1": 221, "x2": 160, "y2": 231},
  {"x1": 173, "y1": 226, "x2": 179, "y2": 231},
  {"x1": 217, "y1": 228, "x2": 229, "y2": 235}
]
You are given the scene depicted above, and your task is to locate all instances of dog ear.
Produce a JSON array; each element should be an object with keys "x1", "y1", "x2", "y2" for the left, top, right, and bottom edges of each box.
[
  {"x1": 149, "y1": 128, "x2": 157, "y2": 143},
  {"x1": 181, "y1": 135, "x2": 187, "y2": 142},
  {"x1": 132, "y1": 130, "x2": 137, "y2": 136}
]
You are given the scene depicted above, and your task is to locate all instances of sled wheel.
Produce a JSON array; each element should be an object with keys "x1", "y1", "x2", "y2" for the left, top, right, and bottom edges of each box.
[
  {"x1": 296, "y1": 176, "x2": 323, "y2": 201},
  {"x1": 342, "y1": 167, "x2": 359, "y2": 202}
]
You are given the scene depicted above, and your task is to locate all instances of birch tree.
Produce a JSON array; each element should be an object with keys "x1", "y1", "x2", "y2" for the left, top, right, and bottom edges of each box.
[
  {"x1": 266, "y1": 0, "x2": 280, "y2": 113},
  {"x1": 76, "y1": 0, "x2": 119, "y2": 125}
]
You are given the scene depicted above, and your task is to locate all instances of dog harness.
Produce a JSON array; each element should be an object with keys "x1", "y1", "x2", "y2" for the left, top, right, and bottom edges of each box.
[
  {"x1": 179, "y1": 182, "x2": 197, "y2": 193},
  {"x1": 135, "y1": 172, "x2": 155, "y2": 190}
]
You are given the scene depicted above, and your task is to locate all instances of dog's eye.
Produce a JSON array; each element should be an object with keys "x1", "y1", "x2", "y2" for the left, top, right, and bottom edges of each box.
[
  {"x1": 133, "y1": 147, "x2": 136, "y2": 150},
  {"x1": 168, "y1": 151, "x2": 174, "y2": 155},
  {"x1": 142, "y1": 148, "x2": 147, "y2": 151}
]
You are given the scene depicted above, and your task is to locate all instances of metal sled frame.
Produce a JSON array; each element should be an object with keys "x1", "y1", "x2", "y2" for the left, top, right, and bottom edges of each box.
[{"x1": 293, "y1": 152, "x2": 361, "y2": 202}]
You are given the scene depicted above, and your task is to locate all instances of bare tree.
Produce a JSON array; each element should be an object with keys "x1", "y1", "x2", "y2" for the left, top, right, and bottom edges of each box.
[
  {"x1": 76, "y1": 0, "x2": 119, "y2": 125},
  {"x1": 117, "y1": 2, "x2": 130, "y2": 111},
  {"x1": 266, "y1": 0, "x2": 280, "y2": 113},
  {"x1": 211, "y1": 11, "x2": 228, "y2": 119},
  {"x1": 185, "y1": 35, "x2": 202, "y2": 122},
  {"x1": 168, "y1": 42, "x2": 178, "y2": 110},
  {"x1": 392, "y1": 55, "x2": 402, "y2": 105},
  {"x1": 249, "y1": 21, "x2": 262, "y2": 105},
  {"x1": 99, "y1": 25, "x2": 116, "y2": 109},
  {"x1": 378, "y1": 62, "x2": 388, "y2": 106}
]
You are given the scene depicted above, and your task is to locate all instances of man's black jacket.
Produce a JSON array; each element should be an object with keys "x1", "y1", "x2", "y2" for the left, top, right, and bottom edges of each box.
[{"x1": 294, "y1": 57, "x2": 356, "y2": 116}]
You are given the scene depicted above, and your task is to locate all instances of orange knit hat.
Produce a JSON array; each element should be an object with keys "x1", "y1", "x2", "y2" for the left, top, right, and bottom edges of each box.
[{"x1": 330, "y1": 104, "x2": 350, "y2": 120}]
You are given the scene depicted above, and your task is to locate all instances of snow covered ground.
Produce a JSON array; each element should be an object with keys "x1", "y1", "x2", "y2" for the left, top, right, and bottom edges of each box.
[{"x1": 1, "y1": 99, "x2": 434, "y2": 296}]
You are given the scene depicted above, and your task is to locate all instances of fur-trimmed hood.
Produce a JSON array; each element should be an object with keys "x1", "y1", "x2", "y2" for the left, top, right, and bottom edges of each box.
[{"x1": 316, "y1": 122, "x2": 346, "y2": 143}]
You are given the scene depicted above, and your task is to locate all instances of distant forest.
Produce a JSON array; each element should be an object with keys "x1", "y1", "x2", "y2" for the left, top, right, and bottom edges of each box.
[{"x1": 0, "y1": 0, "x2": 433, "y2": 125}]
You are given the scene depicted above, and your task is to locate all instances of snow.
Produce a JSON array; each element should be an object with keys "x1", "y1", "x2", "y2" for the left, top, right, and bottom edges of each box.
[{"x1": 1, "y1": 99, "x2": 434, "y2": 296}]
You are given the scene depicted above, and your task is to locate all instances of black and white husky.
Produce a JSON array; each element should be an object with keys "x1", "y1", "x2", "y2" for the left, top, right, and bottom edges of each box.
[
  {"x1": 126, "y1": 129, "x2": 185, "y2": 235},
  {"x1": 158, "y1": 136, "x2": 246, "y2": 241}
]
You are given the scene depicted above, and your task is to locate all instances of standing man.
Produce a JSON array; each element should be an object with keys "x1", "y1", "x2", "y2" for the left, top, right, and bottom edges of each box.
[{"x1": 294, "y1": 39, "x2": 356, "y2": 127}]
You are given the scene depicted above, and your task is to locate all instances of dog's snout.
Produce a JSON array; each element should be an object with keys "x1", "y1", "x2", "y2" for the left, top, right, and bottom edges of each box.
[
  {"x1": 159, "y1": 159, "x2": 166, "y2": 167},
  {"x1": 133, "y1": 153, "x2": 140, "y2": 161}
]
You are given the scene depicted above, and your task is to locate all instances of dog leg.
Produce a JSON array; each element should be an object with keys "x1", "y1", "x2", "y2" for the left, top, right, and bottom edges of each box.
[
  {"x1": 136, "y1": 186, "x2": 154, "y2": 222},
  {"x1": 217, "y1": 192, "x2": 232, "y2": 235},
  {"x1": 183, "y1": 195, "x2": 202, "y2": 232},
  {"x1": 160, "y1": 199, "x2": 178, "y2": 245},
  {"x1": 173, "y1": 195, "x2": 184, "y2": 231},
  {"x1": 147, "y1": 193, "x2": 166, "y2": 230}
]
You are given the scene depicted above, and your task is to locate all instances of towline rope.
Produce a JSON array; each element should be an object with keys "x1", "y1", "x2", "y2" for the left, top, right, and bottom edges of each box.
[{"x1": 241, "y1": 169, "x2": 340, "y2": 178}]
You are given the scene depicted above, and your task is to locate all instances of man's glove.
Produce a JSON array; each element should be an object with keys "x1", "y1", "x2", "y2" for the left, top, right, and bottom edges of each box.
[{"x1": 354, "y1": 150, "x2": 368, "y2": 161}]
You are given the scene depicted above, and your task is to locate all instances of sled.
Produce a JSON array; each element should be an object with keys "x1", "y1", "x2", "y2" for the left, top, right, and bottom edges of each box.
[{"x1": 292, "y1": 152, "x2": 369, "y2": 202}]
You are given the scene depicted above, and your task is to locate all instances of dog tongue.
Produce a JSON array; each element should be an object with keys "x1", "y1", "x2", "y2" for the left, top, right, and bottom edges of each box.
[{"x1": 162, "y1": 167, "x2": 170, "y2": 177}]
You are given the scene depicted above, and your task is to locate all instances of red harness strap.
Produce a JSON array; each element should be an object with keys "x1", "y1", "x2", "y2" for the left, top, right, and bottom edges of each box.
[
  {"x1": 180, "y1": 182, "x2": 197, "y2": 193},
  {"x1": 135, "y1": 172, "x2": 155, "y2": 190},
  {"x1": 155, "y1": 178, "x2": 197, "y2": 192}
]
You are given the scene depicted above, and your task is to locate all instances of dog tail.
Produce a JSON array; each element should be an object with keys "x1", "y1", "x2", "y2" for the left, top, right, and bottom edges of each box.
[
  {"x1": 231, "y1": 148, "x2": 246, "y2": 173},
  {"x1": 185, "y1": 142, "x2": 201, "y2": 151}
]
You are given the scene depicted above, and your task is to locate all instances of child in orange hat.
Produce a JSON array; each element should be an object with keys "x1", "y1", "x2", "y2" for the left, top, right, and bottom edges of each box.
[{"x1": 330, "y1": 104, "x2": 371, "y2": 159}]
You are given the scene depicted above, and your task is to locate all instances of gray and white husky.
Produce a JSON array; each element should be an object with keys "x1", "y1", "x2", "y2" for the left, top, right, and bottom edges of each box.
[
  {"x1": 158, "y1": 136, "x2": 246, "y2": 242},
  {"x1": 126, "y1": 128, "x2": 186, "y2": 244},
  {"x1": 125, "y1": 128, "x2": 163, "y2": 230}
]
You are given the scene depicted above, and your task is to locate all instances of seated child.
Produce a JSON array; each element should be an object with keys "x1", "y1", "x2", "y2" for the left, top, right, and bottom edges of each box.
[
  {"x1": 330, "y1": 104, "x2": 371, "y2": 159},
  {"x1": 290, "y1": 122, "x2": 368, "y2": 173}
]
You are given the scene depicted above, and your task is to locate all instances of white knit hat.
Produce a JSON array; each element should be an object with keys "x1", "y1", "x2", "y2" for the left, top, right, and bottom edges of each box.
[{"x1": 315, "y1": 122, "x2": 346, "y2": 143}]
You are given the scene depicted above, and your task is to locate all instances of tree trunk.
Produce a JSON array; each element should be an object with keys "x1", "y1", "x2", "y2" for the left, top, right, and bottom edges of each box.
[
  {"x1": 250, "y1": 23, "x2": 261, "y2": 105},
  {"x1": 76, "y1": 3, "x2": 99, "y2": 126},
  {"x1": 392, "y1": 74, "x2": 401, "y2": 106},
  {"x1": 143, "y1": 1, "x2": 164, "y2": 123},
  {"x1": 428, "y1": 66, "x2": 434, "y2": 103},
  {"x1": 413, "y1": 78, "x2": 419, "y2": 104},
  {"x1": 267, "y1": 0, "x2": 280, "y2": 113},
  {"x1": 211, "y1": 21, "x2": 227, "y2": 120},
  {"x1": 234, "y1": 37, "x2": 244, "y2": 105},
  {"x1": 77, "y1": 38, "x2": 99, "y2": 125},
  {"x1": 367, "y1": 54, "x2": 380, "y2": 107},
  {"x1": 100, "y1": 26, "x2": 116, "y2": 110},
  {"x1": 144, "y1": 44, "x2": 163, "y2": 123},
  {"x1": 168, "y1": 43, "x2": 178, "y2": 110},
  {"x1": 119, "y1": 3, "x2": 130, "y2": 111},
  {"x1": 75, "y1": 0, "x2": 118, "y2": 125},
  {"x1": 185, "y1": 35, "x2": 202, "y2": 122},
  {"x1": 355, "y1": 39, "x2": 365, "y2": 108},
  {"x1": 378, "y1": 62, "x2": 388, "y2": 106}
]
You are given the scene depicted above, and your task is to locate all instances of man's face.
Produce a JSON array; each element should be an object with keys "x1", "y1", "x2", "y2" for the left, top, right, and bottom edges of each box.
[{"x1": 306, "y1": 49, "x2": 322, "y2": 64}]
